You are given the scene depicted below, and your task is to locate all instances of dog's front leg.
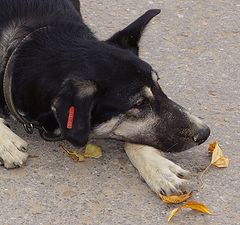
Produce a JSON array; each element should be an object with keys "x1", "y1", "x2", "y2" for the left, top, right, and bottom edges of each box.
[
  {"x1": 0, "y1": 118, "x2": 28, "y2": 169},
  {"x1": 124, "y1": 143, "x2": 190, "y2": 195}
]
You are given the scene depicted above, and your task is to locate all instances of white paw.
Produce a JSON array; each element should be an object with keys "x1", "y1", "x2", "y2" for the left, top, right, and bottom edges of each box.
[
  {"x1": 0, "y1": 119, "x2": 28, "y2": 169},
  {"x1": 125, "y1": 143, "x2": 190, "y2": 195}
]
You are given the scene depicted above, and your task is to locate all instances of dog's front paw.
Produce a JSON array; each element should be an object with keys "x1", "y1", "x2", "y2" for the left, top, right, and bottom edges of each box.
[
  {"x1": 142, "y1": 156, "x2": 190, "y2": 195},
  {"x1": 0, "y1": 119, "x2": 28, "y2": 169},
  {"x1": 125, "y1": 143, "x2": 190, "y2": 195}
]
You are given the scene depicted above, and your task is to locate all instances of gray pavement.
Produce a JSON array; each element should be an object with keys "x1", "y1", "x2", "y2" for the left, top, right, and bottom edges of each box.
[{"x1": 0, "y1": 0, "x2": 240, "y2": 224}]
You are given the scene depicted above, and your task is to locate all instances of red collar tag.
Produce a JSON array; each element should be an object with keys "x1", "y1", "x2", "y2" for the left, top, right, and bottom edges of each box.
[{"x1": 67, "y1": 106, "x2": 75, "y2": 129}]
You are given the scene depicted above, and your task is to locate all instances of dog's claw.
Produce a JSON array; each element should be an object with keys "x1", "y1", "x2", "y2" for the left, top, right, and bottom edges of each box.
[
  {"x1": 160, "y1": 189, "x2": 166, "y2": 195},
  {"x1": 177, "y1": 173, "x2": 184, "y2": 178}
]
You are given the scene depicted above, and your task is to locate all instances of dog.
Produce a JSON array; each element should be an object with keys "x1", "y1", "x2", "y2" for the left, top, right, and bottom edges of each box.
[{"x1": 0, "y1": 0, "x2": 210, "y2": 195}]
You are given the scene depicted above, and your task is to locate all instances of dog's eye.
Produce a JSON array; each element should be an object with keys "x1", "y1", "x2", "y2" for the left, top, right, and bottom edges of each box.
[{"x1": 134, "y1": 97, "x2": 145, "y2": 108}]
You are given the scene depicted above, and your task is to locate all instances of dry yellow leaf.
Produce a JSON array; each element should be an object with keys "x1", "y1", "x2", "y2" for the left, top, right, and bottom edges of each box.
[
  {"x1": 61, "y1": 144, "x2": 102, "y2": 161},
  {"x1": 168, "y1": 208, "x2": 180, "y2": 221},
  {"x1": 209, "y1": 141, "x2": 229, "y2": 168},
  {"x1": 84, "y1": 144, "x2": 103, "y2": 159},
  {"x1": 182, "y1": 201, "x2": 212, "y2": 214},
  {"x1": 67, "y1": 150, "x2": 85, "y2": 162},
  {"x1": 168, "y1": 201, "x2": 212, "y2": 221},
  {"x1": 159, "y1": 192, "x2": 192, "y2": 204}
]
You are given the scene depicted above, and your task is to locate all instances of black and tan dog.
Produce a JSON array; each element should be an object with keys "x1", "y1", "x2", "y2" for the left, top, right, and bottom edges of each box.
[{"x1": 0, "y1": 0, "x2": 210, "y2": 195}]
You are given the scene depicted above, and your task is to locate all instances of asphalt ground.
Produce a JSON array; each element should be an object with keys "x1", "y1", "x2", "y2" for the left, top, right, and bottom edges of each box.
[{"x1": 0, "y1": 1, "x2": 239, "y2": 224}]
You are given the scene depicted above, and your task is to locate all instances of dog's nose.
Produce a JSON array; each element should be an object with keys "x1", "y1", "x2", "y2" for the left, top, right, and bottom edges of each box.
[{"x1": 193, "y1": 126, "x2": 210, "y2": 145}]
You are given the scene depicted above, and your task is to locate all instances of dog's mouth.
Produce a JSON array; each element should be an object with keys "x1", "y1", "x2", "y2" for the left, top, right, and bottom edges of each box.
[{"x1": 93, "y1": 127, "x2": 210, "y2": 153}]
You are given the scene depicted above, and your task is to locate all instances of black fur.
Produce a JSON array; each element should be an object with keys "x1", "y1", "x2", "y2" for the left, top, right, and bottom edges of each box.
[{"x1": 0, "y1": 0, "x2": 210, "y2": 151}]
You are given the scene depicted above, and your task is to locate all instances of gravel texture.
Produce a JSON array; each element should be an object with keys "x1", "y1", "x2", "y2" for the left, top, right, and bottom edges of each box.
[{"x1": 0, "y1": 0, "x2": 239, "y2": 224}]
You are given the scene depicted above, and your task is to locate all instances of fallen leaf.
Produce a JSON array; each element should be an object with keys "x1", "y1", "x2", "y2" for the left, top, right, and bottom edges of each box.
[
  {"x1": 84, "y1": 144, "x2": 102, "y2": 159},
  {"x1": 168, "y1": 208, "x2": 180, "y2": 222},
  {"x1": 168, "y1": 201, "x2": 212, "y2": 221},
  {"x1": 182, "y1": 201, "x2": 212, "y2": 214},
  {"x1": 67, "y1": 150, "x2": 85, "y2": 162},
  {"x1": 209, "y1": 141, "x2": 229, "y2": 168},
  {"x1": 60, "y1": 144, "x2": 103, "y2": 161},
  {"x1": 160, "y1": 192, "x2": 192, "y2": 204}
]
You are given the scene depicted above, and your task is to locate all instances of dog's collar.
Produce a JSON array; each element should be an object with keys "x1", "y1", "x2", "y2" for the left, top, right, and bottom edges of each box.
[{"x1": 2, "y1": 26, "x2": 64, "y2": 141}]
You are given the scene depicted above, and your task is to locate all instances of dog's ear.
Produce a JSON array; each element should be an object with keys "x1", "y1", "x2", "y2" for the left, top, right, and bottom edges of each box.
[
  {"x1": 107, "y1": 9, "x2": 161, "y2": 55},
  {"x1": 52, "y1": 79, "x2": 97, "y2": 147}
]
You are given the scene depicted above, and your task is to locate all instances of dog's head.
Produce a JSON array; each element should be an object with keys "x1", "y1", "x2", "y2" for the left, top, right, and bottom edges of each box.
[{"x1": 52, "y1": 9, "x2": 210, "y2": 152}]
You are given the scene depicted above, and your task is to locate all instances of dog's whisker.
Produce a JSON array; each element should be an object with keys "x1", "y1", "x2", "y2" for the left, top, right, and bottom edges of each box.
[{"x1": 166, "y1": 143, "x2": 178, "y2": 152}]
